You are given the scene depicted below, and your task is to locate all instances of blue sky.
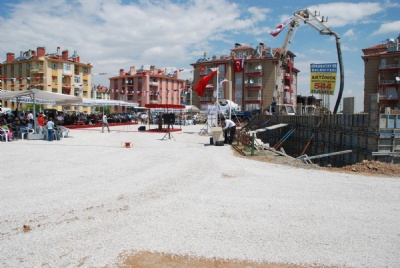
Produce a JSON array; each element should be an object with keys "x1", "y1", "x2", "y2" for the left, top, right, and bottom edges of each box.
[{"x1": 1, "y1": 0, "x2": 399, "y2": 112}]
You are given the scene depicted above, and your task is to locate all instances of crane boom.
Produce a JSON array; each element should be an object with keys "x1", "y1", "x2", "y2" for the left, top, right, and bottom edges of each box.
[{"x1": 279, "y1": 9, "x2": 344, "y2": 114}]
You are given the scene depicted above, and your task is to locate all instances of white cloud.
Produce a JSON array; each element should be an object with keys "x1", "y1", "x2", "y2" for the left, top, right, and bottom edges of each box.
[
  {"x1": 343, "y1": 29, "x2": 355, "y2": 38},
  {"x1": 372, "y1": 20, "x2": 400, "y2": 35},
  {"x1": 0, "y1": 0, "x2": 272, "y2": 86},
  {"x1": 307, "y1": 2, "x2": 383, "y2": 27}
]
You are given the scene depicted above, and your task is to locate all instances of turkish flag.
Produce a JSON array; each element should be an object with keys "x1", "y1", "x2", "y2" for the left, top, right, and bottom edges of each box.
[
  {"x1": 234, "y1": 58, "x2": 244, "y2": 72},
  {"x1": 270, "y1": 17, "x2": 294, "y2": 37},
  {"x1": 195, "y1": 70, "x2": 217, "y2": 97}
]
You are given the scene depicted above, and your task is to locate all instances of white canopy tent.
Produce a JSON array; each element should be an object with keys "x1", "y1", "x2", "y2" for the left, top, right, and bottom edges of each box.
[
  {"x1": 69, "y1": 98, "x2": 139, "y2": 108},
  {"x1": 0, "y1": 89, "x2": 83, "y2": 106},
  {"x1": 0, "y1": 89, "x2": 83, "y2": 131}
]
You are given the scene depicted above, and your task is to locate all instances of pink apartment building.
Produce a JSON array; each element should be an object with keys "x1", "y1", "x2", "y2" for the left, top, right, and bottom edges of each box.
[{"x1": 109, "y1": 66, "x2": 187, "y2": 113}]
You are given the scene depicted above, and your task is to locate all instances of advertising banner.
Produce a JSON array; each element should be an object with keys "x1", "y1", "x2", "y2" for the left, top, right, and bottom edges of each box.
[{"x1": 310, "y1": 63, "x2": 337, "y2": 95}]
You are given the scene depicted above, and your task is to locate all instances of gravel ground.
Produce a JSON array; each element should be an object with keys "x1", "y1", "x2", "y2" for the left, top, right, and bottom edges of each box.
[{"x1": 1, "y1": 124, "x2": 399, "y2": 267}]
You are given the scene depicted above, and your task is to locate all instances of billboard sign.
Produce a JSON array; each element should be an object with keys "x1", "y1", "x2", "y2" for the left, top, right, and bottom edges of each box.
[{"x1": 310, "y1": 63, "x2": 337, "y2": 95}]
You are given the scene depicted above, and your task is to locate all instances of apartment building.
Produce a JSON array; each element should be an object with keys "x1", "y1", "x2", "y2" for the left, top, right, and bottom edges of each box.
[
  {"x1": 109, "y1": 66, "x2": 187, "y2": 113},
  {"x1": 0, "y1": 46, "x2": 92, "y2": 113},
  {"x1": 190, "y1": 43, "x2": 299, "y2": 112},
  {"x1": 362, "y1": 35, "x2": 400, "y2": 112}
]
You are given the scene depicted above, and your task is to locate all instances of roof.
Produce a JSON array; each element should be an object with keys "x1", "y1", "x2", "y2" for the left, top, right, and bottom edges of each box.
[{"x1": 0, "y1": 89, "x2": 83, "y2": 105}]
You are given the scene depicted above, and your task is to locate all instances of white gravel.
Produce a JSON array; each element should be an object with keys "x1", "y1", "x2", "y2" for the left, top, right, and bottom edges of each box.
[{"x1": 1, "y1": 124, "x2": 399, "y2": 267}]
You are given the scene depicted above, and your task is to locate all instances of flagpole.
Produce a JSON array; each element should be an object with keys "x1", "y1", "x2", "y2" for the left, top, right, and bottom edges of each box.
[{"x1": 216, "y1": 69, "x2": 219, "y2": 125}]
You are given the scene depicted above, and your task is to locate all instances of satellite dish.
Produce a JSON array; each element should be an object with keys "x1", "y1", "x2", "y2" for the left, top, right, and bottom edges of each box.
[
  {"x1": 249, "y1": 79, "x2": 254, "y2": 84},
  {"x1": 396, "y1": 77, "x2": 400, "y2": 81}
]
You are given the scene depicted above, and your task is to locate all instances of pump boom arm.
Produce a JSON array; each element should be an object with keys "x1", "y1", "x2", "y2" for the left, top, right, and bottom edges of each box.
[{"x1": 280, "y1": 9, "x2": 344, "y2": 114}]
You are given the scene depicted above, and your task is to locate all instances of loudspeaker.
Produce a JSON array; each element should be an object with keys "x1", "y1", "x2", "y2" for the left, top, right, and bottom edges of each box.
[{"x1": 138, "y1": 126, "x2": 146, "y2": 131}]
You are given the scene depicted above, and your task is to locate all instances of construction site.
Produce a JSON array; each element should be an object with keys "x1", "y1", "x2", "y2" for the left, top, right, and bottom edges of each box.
[
  {"x1": 192, "y1": 9, "x2": 399, "y2": 168},
  {"x1": 232, "y1": 93, "x2": 399, "y2": 167}
]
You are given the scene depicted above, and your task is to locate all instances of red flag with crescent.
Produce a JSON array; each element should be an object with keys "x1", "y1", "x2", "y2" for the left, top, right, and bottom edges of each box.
[{"x1": 234, "y1": 58, "x2": 244, "y2": 72}]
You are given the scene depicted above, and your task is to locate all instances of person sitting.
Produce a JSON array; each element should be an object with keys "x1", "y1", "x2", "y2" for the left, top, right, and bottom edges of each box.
[
  {"x1": 11, "y1": 119, "x2": 20, "y2": 140},
  {"x1": 56, "y1": 113, "x2": 64, "y2": 125},
  {"x1": 0, "y1": 123, "x2": 14, "y2": 141}
]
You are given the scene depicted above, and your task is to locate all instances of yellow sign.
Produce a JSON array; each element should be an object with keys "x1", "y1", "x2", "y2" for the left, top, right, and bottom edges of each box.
[{"x1": 310, "y1": 63, "x2": 337, "y2": 95}]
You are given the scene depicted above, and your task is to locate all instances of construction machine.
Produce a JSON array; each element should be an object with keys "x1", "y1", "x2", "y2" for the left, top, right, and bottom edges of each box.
[{"x1": 277, "y1": 9, "x2": 344, "y2": 114}]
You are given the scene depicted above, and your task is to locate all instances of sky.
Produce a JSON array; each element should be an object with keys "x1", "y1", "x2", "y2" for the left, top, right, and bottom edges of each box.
[{"x1": 0, "y1": 0, "x2": 399, "y2": 112}]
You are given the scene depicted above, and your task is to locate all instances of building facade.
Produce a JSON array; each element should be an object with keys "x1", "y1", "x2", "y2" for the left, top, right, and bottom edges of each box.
[
  {"x1": 190, "y1": 43, "x2": 299, "y2": 112},
  {"x1": 109, "y1": 66, "x2": 187, "y2": 113},
  {"x1": 0, "y1": 46, "x2": 92, "y2": 113},
  {"x1": 362, "y1": 35, "x2": 400, "y2": 113}
]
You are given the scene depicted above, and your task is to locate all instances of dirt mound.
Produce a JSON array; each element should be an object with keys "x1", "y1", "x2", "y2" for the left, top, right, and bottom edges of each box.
[{"x1": 328, "y1": 160, "x2": 400, "y2": 177}]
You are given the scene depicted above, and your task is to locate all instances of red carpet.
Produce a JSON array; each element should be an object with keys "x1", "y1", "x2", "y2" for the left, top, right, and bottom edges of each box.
[{"x1": 65, "y1": 122, "x2": 138, "y2": 129}]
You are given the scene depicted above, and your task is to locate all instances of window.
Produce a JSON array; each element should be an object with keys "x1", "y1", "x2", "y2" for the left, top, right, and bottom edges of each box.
[
  {"x1": 74, "y1": 75, "x2": 81, "y2": 84},
  {"x1": 82, "y1": 68, "x2": 88, "y2": 74},
  {"x1": 26, "y1": 64, "x2": 30, "y2": 70},
  {"x1": 63, "y1": 63, "x2": 71, "y2": 71},
  {"x1": 236, "y1": 52, "x2": 244, "y2": 58},
  {"x1": 380, "y1": 59, "x2": 386, "y2": 68},
  {"x1": 52, "y1": 63, "x2": 57, "y2": 70}
]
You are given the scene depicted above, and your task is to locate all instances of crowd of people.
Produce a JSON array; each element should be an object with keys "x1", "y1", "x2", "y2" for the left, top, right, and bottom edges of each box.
[
  {"x1": 1, "y1": 109, "x2": 203, "y2": 142},
  {"x1": 0, "y1": 111, "x2": 66, "y2": 142}
]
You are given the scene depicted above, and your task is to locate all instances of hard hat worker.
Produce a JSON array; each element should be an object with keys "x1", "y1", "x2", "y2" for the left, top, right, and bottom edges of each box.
[{"x1": 220, "y1": 117, "x2": 236, "y2": 145}]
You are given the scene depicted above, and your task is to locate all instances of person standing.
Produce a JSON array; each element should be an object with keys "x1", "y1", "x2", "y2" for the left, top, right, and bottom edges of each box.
[
  {"x1": 221, "y1": 117, "x2": 236, "y2": 145},
  {"x1": 102, "y1": 113, "x2": 110, "y2": 133},
  {"x1": 37, "y1": 113, "x2": 45, "y2": 134},
  {"x1": 47, "y1": 117, "x2": 55, "y2": 141}
]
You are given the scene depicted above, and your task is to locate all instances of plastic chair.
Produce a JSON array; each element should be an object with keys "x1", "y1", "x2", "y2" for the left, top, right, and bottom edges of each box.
[
  {"x1": 1, "y1": 128, "x2": 11, "y2": 142},
  {"x1": 58, "y1": 126, "x2": 70, "y2": 138},
  {"x1": 0, "y1": 132, "x2": 8, "y2": 142},
  {"x1": 22, "y1": 127, "x2": 35, "y2": 140}
]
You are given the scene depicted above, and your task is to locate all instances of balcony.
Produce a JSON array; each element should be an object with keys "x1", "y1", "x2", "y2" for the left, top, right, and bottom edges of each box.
[
  {"x1": 379, "y1": 63, "x2": 399, "y2": 69},
  {"x1": 245, "y1": 96, "x2": 262, "y2": 102},
  {"x1": 245, "y1": 83, "x2": 263, "y2": 90},
  {"x1": 149, "y1": 81, "x2": 159, "y2": 86},
  {"x1": 380, "y1": 80, "x2": 399, "y2": 85},
  {"x1": 246, "y1": 68, "x2": 263, "y2": 76},
  {"x1": 284, "y1": 72, "x2": 293, "y2": 80},
  {"x1": 30, "y1": 67, "x2": 44, "y2": 73}
]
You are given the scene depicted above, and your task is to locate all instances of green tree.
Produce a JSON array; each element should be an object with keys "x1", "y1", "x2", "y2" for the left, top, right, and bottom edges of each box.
[{"x1": 24, "y1": 103, "x2": 43, "y2": 114}]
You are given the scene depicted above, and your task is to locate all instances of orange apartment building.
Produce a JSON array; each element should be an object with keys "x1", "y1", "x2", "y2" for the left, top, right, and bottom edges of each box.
[
  {"x1": 0, "y1": 46, "x2": 92, "y2": 113},
  {"x1": 108, "y1": 66, "x2": 187, "y2": 113},
  {"x1": 190, "y1": 43, "x2": 299, "y2": 112},
  {"x1": 362, "y1": 35, "x2": 400, "y2": 113}
]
